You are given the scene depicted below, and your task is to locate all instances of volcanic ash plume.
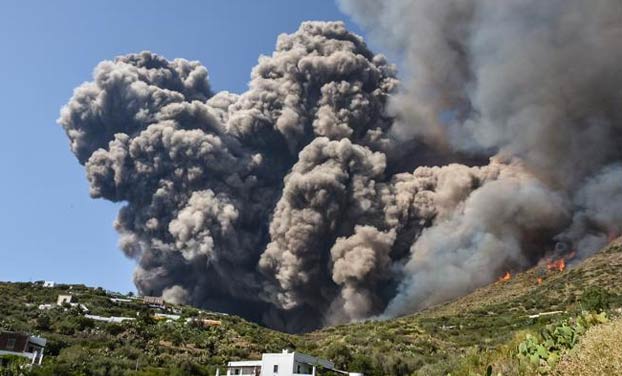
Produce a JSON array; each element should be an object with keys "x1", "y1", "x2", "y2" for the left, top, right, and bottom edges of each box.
[
  {"x1": 339, "y1": 0, "x2": 622, "y2": 187},
  {"x1": 339, "y1": 0, "x2": 622, "y2": 316},
  {"x1": 59, "y1": 8, "x2": 621, "y2": 330},
  {"x1": 59, "y1": 22, "x2": 401, "y2": 330}
]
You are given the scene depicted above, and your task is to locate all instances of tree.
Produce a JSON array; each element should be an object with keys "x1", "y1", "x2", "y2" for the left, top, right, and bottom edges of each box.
[
  {"x1": 36, "y1": 314, "x2": 51, "y2": 330},
  {"x1": 580, "y1": 286, "x2": 611, "y2": 312},
  {"x1": 324, "y1": 343, "x2": 352, "y2": 370}
]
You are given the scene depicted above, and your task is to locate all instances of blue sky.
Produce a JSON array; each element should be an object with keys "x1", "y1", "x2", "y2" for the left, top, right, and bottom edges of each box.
[{"x1": 0, "y1": 1, "x2": 374, "y2": 293}]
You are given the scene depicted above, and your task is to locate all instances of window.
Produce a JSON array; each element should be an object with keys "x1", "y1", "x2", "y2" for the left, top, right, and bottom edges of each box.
[
  {"x1": 273, "y1": 365, "x2": 278, "y2": 373},
  {"x1": 234, "y1": 369, "x2": 240, "y2": 375},
  {"x1": 297, "y1": 365, "x2": 301, "y2": 373},
  {"x1": 6, "y1": 338, "x2": 16, "y2": 350}
]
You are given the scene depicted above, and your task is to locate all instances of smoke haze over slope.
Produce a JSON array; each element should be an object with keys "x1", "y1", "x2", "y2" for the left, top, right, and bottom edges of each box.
[
  {"x1": 59, "y1": 2, "x2": 622, "y2": 331},
  {"x1": 339, "y1": 0, "x2": 622, "y2": 316}
]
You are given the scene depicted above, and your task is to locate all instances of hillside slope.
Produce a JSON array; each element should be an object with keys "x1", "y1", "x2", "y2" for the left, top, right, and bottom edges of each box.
[
  {"x1": 0, "y1": 283, "x2": 294, "y2": 375},
  {"x1": 1, "y1": 239, "x2": 621, "y2": 375},
  {"x1": 301, "y1": 238, "x2": 622, "y2": 375}
]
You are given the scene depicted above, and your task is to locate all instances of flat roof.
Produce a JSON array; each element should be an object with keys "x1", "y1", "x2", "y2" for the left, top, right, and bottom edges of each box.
[
  {"x1": 293, "y1": 352, "x2": 334, "y2": 369},
  {"x1": 28, "y1": 336, "x2": 47, "y2": 347},
  {"x1": 227, "y1": 360, "x2": 262, "y2": 367},
  {"x1": 226, "y1": 352, "x2": 337, "y2": 372}
]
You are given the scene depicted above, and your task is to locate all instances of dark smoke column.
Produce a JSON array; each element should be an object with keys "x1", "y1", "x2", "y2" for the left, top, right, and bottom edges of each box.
[
  {"x1": 58, "y1": 22, "x2": 404, "y2": 331},
  {"x1": 59, "y1": 9, "x2": 619, "y2": 329},
  {"x1": 339, "y1": 0, "x2": 622, "y2": 317}
]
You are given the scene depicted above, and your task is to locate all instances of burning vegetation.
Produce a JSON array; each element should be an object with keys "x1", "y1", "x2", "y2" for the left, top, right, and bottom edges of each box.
[
  {"x1": 498, "y1": 272, "x2": 512, "y2": 282},
  {"x1": 546, "y1": 259, "x2": 566, "y2": 273}
]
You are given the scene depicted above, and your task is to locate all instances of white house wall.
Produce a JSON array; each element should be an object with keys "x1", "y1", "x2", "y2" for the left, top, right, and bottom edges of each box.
[{"x1": 261, "y1": 353, "x2": 295, "y2": 376}]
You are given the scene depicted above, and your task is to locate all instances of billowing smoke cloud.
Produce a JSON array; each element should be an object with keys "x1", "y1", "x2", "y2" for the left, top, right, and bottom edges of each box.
[
  {"x1": 59, "y1": 4, "x2": 621, "y2": 330},
  {"x1": 59, "y1": 22, "x2": 401, "y2": 330},
  {"x1": 339, "y1": 0, "x2": 622, "y2": 187},
  {"x1": 328, "y1": 225, "x2": 395, "y2": 323},
  {"x1": 384, "y1": 164, "x2": 569, "y2": 316},
  {"x1": 339, "y1": 0, "x2": 622, "y2": 316},
  {"x1": 556, "y1": 164, "x2": 622, "y2": 258}
]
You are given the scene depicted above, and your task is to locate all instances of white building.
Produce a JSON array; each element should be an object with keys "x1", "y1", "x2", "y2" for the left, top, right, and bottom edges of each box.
[
  {"x1": 51, "y1": 294, "x2": 89, "y2": 312},
  {"x1": 84, "y1": 314, "x2": 136, "y2": 323},
  {"x1": 57, "y1": 294, "x2": 73, "y2": 305},
  {"x1": 42, "y1": 281, "x2": 55, "y2": 288},
  {"x1": 109, "y1": 297, "x2": 132, "y2": 304},
  {"x1": 220, "y1": 350, "x2": 363, "y2": 376},
  {"x1": 154, "y1": 313, "x2": 181, "y2": 322}
]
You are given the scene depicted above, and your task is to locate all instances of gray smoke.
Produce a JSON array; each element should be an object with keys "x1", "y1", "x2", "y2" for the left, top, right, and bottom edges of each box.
[
  {"x1": 556, "y1": 164, "x2": 622, "y2": 258},
  {"x1": 339, "y1": 0, "x2": 622, "y2": 317},
  {"x1": 339, "y1": 1, "x2": 622, "y2": 187},
  {"x1": 59, "y1": 5, "x2": 621, "y2": 330},
  {"x1": 384, "y1": 164, "x2": 569, "y2": 316},
  {"x1": 59, "y1": 22, "x2": 401, "y2": 330}
]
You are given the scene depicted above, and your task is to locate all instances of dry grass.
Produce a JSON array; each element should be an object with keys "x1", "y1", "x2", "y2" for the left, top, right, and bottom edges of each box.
[{"x1": 552, "y1": 317, "x2": 622, "y2": 375}]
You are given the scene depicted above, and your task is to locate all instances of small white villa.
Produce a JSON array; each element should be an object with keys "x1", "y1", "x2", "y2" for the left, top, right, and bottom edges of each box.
[
  {"x1": 56, "y1": 294, "x2": 73, "y2": 305},
  {"x1": 218, "y1": 350, "x2": 363, "y2": 376}
]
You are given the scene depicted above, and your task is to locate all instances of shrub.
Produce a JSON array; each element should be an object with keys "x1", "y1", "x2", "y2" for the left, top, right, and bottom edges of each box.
[
  {"x1": 516, "y1": 312, "x2": 608, "y2": 374},
  {"x1": 105, "y1": 323, "x2": 125, "y2": 336},
  {"x1": 580, "y1": 286, "x2": 611, "y2": 312},
  {"x1": 324, "y1": 343, "x2": 352, "y2": 370},
  {"x1": 35, "y1": 314, "x2": 51, "y2": 330},
  {"x1": 0, "y1": 354, "x2": 30, "y2": 375}
]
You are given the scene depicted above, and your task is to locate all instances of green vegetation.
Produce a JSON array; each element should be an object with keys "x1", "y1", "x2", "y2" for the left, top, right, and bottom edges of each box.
[
  {"x1": 1, "y1": 242, "x2": 621, "y2": 375},
  {"x1": 0, "y1": 354, "x2": 30, "y2": 376},
  {"x1": 515, "y1": 312, "x2": 608, "y2": 374},
  {"x1": 301, "y1": 243, "x2": 622, "y2": 375},
  {"x1": 579, "y1": 286, "x2": 612, "y2": 312},
  {"x1": 0, "y1": 283, "x2": 293, "y2": 375}
]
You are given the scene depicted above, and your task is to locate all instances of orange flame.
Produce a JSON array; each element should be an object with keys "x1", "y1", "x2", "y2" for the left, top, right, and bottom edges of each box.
[
  {"x1": 537, "y1": 277, "x2": 543, "y2": 285},
  {"x1": 498, "y1": 271, "x2": 511, "y2": 282},
  {"x1": 546, "y1": 258, "x2": 566, "y2": 272}
]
